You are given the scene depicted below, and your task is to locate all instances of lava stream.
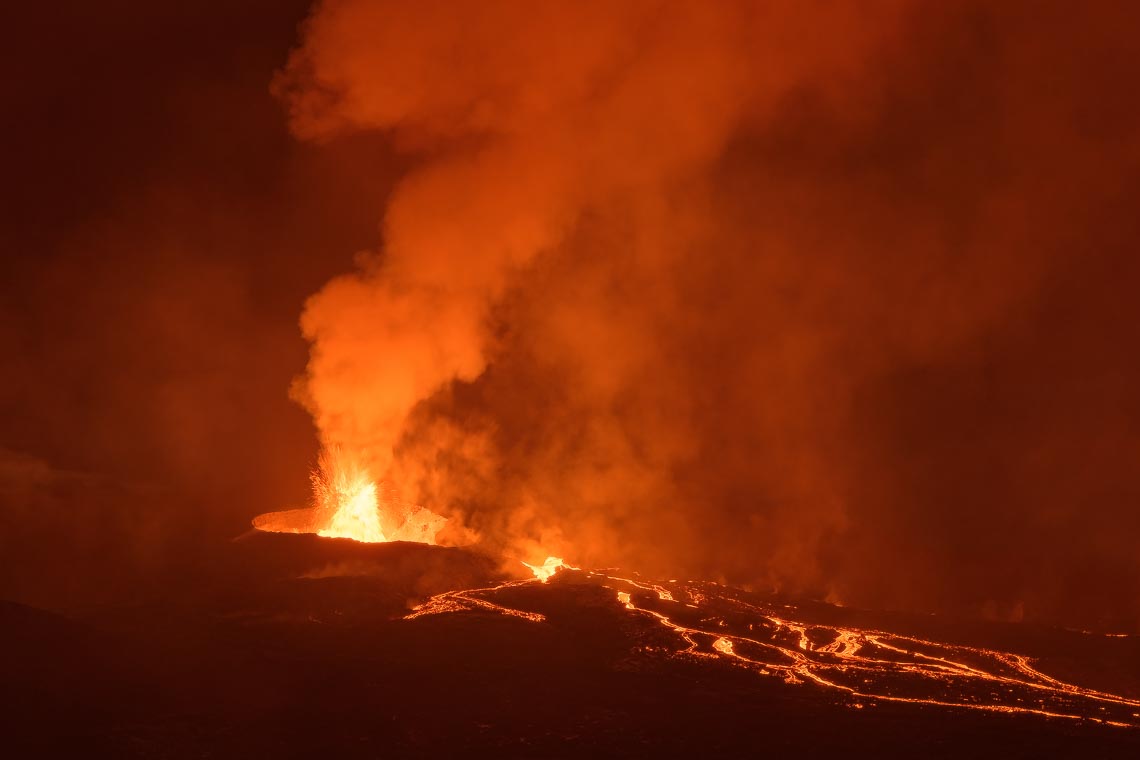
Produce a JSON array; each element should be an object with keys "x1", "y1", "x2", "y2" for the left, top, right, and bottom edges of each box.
[{"x1": 404, "y1": 565, "x2": 1140, "y2": 728}]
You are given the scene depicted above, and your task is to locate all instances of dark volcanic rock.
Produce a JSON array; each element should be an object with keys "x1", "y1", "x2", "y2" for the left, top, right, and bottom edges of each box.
[{"x1": 3, "y1": 541, "x2": 1139, "y2": 758}]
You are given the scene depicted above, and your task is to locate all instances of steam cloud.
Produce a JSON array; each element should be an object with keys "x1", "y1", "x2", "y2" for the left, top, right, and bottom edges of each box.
[
  {"x1": 2, "y1": 0, "x2": 1137, "y2": 716},
  {"x1": 280, "y1": 0, "x2": 904, "y2": 552},
  {"x1": 293, "y1": 1, "x2": 1136, "y2": 626},
  {"x1": 1, "y1": 0, "x2": 1138, "y2": 630}
]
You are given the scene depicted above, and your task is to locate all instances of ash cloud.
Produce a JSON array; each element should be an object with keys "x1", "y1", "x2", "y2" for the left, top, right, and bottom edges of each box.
[
  {"x1": 278, "y1": 0, "x2": 902, "y2": 541},
  {"x1": 280, "y1": 0, "x2": 1140, "y2": 629},
  {"x1": 2, "y1": 1, "x2": 1138, "y2": 631}
]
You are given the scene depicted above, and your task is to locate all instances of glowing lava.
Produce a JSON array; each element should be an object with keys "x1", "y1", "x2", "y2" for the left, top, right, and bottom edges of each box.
[
  {"x1": 523, "y1": 556, "x2": 576, "y2": 583},
  {"x1": 406, "y1": 565, "x2": 1140, "y2": 728},
  {"x1": 251, "y1": 448, "x2": 447, "y2": 544},
  {"x1": 315, "y1": 471, "x2": 384, "y2": 542}
]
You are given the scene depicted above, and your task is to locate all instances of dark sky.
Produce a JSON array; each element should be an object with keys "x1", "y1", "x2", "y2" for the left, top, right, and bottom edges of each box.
[
  {"x1": 1, "y1": 1, "x2": 406, "y2": 606},
  {"x1": 2, "y1": 1, "x2": 1139, "y2": 631}
]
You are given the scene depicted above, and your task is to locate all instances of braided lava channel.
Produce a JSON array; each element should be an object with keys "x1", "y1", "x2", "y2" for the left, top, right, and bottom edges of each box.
[{"x1": 405, "y1": 564, "x2": 1140, "y2": 728}]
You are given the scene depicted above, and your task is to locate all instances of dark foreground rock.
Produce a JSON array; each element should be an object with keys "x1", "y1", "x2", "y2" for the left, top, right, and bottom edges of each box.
[{"x1": 3, "y1": 536, "x2": 1138, "y2": 758}]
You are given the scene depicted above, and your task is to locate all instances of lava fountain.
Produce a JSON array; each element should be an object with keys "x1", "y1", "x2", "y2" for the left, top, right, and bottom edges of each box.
[
  {"x1": 252, "y1": 448, "x2": 446, "y2": 544},
  {"x1": 312, "y1": 453, "x2": 384, "y2": 542},
  {"x1": 522, "y1": 556, "x2": 576, "y2": 583}
]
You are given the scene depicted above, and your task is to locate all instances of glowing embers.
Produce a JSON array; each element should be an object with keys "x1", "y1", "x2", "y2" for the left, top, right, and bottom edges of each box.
[
  {"x1": 252, "y1": 448, "x2": 446, "y2": 544},
  {"x1": 522, "y1": 556, "x2": 577, "y2": 583}
]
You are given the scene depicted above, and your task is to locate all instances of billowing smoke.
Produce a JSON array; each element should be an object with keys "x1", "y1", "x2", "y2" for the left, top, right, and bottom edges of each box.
[
  {"x1": 278, "y1": 1, "x2": 1140, "y2": 627},
  {"x1": 280, "y1": 0, "x2": 894, "y2": 473},
  {"x1": 279, "y1": 0, "x2": 903, "y2": 543}
]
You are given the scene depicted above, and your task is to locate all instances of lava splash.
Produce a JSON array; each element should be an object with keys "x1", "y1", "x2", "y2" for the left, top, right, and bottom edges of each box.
[
  {"x1": 523, "y1": 556, "x2": 577, "y2": 583},
  {"x1": 252, "y1": 449, "x2": 446, "y2": 544}
]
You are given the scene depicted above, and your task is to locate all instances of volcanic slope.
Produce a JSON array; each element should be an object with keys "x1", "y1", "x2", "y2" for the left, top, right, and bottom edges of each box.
[{"x1": 3, "y1": 536, "x2": 1139, "y2": 757}]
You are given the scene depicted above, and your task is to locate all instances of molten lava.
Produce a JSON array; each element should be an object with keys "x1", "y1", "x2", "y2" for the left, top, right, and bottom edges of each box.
[
  {"x1": 315, "y1": 468, "x2": 384, "y2": 542},
  {"x1": 523, "y1": 556, "x2": 576, "y2": 583},
  {"x1": 251, "y1": 448, "x2": 447, "y2": 544},
  {"x1": 406, "y1": 565, "x2": 1140, "y2": 728}
]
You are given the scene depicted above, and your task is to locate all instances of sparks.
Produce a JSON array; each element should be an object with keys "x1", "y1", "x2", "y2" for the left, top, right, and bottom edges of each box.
[
  {"x1": 251, "y1": 447, "x2": 447, "y2": 544},
  {"x1": 316, "y1": 474, "x2": 384, "y2": 542}
]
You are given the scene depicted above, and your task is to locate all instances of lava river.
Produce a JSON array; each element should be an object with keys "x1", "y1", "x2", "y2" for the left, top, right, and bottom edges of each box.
[{"x1": 405, "y1": 566, "x2": 1140, "y2": 729}]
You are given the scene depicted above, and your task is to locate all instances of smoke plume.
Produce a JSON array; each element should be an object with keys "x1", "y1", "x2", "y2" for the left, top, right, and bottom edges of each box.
[{"x1": 276, "y1": 0, "x2": 1140, "y2": 627}]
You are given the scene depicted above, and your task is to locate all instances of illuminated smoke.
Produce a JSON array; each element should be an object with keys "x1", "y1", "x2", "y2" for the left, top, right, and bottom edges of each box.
[
  {"x1": 277, "y1": 0, "x2": 902, "y2": 557},
  {"x1": 275, "y1": 0, "x2": 1140, "y2": 624}
]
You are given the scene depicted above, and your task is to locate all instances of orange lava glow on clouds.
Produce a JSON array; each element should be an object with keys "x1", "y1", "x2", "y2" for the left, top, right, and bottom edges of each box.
[{"x1": 242, "y1": 0, "x2": 1140, "y2": 633}]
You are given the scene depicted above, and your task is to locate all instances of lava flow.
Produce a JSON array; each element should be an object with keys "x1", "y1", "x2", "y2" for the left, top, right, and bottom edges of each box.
[{"x1": 406, "y1": 563, "x2": 1140, "y2": 729}]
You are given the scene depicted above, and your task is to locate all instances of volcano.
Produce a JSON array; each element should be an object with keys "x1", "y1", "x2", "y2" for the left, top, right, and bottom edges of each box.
[
  {"x1": 9, "y1": 1, "x2": 1140, "y2": 757},
  {"x1": 3, "y1": 534, "x2": 1137, "y2": 757}
]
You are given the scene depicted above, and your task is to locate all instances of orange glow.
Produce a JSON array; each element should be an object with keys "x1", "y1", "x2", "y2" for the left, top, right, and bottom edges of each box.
[
  {"x1": 522, "y1": 556, "x2": 576, "y2": 583},
  {"x1": 252, "y1": 448, "x2": 447, "y2": 544},
  {"x1": 315, "y1": 469, "x2": 384, "y2": 542},
  {"x1": 407, "y1": 566, "x2": 1140, "y2": 728}
]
